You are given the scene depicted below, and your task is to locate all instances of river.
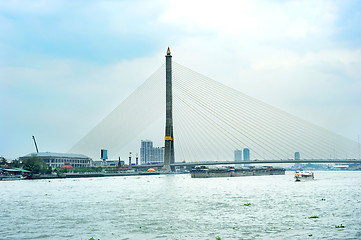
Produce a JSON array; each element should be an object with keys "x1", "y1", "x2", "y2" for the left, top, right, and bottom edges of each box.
[{"x1": 1, "y1": 171, "x2": 360, "y2": 239}]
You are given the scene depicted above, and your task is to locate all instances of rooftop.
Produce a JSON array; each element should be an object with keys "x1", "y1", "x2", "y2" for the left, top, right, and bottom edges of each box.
[{"x1": 22, "y1": 152, "x2": 92, "y2": 159}]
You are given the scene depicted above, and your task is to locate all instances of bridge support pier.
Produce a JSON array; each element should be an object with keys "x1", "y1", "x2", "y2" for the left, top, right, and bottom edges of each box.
[{"x1": 164, "y1": 47, "x2": 175, "y2": 172}]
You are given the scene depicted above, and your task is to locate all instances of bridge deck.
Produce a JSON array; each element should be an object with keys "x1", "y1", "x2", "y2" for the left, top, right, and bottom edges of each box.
[{"x1": 132, "y1": 159, "x2": 361, "y2": 168}]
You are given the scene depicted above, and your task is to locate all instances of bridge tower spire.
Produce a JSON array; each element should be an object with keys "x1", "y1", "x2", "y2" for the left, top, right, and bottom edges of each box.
[{"x1": 164, "y1": 46, "x2": 175, "y2": 172}]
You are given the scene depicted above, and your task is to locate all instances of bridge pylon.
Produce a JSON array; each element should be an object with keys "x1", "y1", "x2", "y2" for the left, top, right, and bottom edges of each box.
[{"x1": 164, "y1": 47, "x2": 175, "y2": 172}]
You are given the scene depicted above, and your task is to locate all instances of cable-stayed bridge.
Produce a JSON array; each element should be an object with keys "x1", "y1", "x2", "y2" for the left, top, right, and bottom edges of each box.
[{"x1": 69, "y1": 49, "x2": 360, "y2": 167}]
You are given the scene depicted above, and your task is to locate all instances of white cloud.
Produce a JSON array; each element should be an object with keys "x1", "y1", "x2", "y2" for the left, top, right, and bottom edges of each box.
[
  {"x1": 161, "y1": 0, "x2": 338, "y2": 40},
  {"x1": 161, "y1": 0, "x2": 260, "y2": 36},
  {"x1": 0, "y1": 0, "x2": 62, "y2": 14},
  {"x1": 0, "y1": 54, "x2": 165, "y2": 158},
  {"x1": 155, "y1": 0, "x2": 361, "y2": 141}
]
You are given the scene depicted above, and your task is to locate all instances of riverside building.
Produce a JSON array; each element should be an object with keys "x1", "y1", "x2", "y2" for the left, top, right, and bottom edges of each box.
[{"x1": 20, "y1": 152, "x2": 92, "y2": 169}]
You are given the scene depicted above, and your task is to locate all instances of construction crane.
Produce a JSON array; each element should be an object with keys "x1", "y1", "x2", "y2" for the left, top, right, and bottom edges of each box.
[{"x1": 32, "y1": 136, "x2": 39, "y2": 153}]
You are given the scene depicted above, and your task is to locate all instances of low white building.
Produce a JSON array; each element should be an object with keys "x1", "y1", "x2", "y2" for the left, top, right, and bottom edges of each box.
[{"x1": 20, "y1": 152, "x2": 92, "y2": 169}]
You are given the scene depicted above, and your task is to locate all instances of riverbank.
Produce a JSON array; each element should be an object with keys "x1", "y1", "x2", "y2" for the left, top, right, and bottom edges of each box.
[{"x1": 22, "y1": 171, "x2": 178, "y2": 180}]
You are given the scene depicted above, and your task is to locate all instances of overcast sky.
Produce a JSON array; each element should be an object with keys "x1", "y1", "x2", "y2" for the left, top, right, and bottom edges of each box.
[{"x1": 1, "y1": 0, "x2": 360, "y2": 160}]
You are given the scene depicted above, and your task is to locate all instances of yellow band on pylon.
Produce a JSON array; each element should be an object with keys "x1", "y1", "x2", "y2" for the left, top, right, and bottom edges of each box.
[{"x1": 165, "y1": 136, "x2": 174, "y2": 141}]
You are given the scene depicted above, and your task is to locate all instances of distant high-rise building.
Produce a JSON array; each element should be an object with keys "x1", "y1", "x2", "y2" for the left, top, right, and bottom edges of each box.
[
  {"x1": 243, "y1": 148, "x2": 250, "y2": 160},
  {"x1": 140, "y1": 140, "x2": 151, "y2": 164},
  {"x1": 140, "y1": 140, "x2": 164, "y2": 164},
  {"x1": 243, "y1": 148, "x2": 250, "y2": 166},
  {"x1": 234, "y1": 150, "x2": 242, "y2": 167},
  {"x1": 294, "y1": 151, "x2": 301, "y2": 169}
]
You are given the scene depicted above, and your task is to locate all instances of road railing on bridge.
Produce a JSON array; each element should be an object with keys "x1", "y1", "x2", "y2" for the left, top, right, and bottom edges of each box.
[{"x1": 131, "y1": 159, "x2": 361, "y2": 169}]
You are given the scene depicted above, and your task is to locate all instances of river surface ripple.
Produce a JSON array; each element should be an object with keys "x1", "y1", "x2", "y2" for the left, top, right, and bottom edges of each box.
[{"x1": 1, "y1": 171, "x2": 360, "y2": 240}]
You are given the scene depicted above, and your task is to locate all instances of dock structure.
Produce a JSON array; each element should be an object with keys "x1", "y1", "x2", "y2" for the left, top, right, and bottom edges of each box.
[{"x1": 163, "y1": 47, "x2": 175, "y2": 172}]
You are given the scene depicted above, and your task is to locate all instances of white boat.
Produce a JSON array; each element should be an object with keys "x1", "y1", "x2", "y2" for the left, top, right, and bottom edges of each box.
[
  {"x1": 294, "y1": 170, "x2": 314, "y2": 181},
  {"x1": 0, "y1": 175, "x2": 25, "y2": 181}
]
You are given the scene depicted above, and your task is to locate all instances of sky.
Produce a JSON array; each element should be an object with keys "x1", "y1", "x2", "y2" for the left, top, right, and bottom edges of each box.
[{"x1": 1, "y1": 0, "x2": 361, "y2": 160}]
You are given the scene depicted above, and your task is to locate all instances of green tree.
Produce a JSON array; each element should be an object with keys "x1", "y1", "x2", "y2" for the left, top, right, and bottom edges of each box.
[
  {"x1": 0, "y1": 157, "x2": 7, "y2": 165},
  {"x1": 46, "y1": 166, "x2": 52, "y2": 174},
  {"x1": 73, "y1": 167, "x2": 100, "y2": 173},
  {"x1": 9, "y1": 159, "x2": 21, "y2": 168},
  {"x1": 22, "y1": 155, "x2": 49, "y2": 174},
  {"x1": 57, "y1": 166, "x2": 68, "y2": 174}
]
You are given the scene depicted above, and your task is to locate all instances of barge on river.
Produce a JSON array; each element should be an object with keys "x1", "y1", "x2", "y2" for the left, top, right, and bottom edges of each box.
[{"x1": 191, "y1": 166, "x2": 285, "y2": 178}]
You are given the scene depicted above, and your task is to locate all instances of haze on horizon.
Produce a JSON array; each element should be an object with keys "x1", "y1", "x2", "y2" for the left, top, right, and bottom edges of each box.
[{"x1": 1, "y1": 0, "x2": 361, "y2": 160}]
